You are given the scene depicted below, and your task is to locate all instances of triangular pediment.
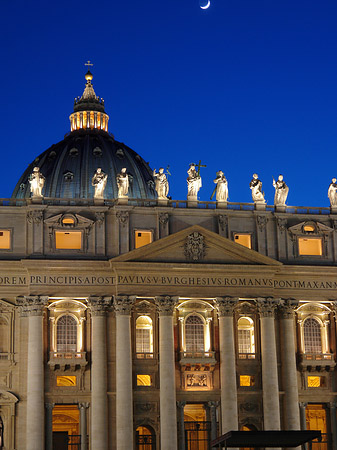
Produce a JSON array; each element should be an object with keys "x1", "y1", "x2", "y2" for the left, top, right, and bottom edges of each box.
[{"x1": 111, "y1": 225, "x2": 281, "y2": 266}]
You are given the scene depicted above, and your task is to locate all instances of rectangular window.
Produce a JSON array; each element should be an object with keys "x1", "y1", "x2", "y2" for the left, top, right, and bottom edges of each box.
[
  {"x1": 0, "y1": 230, "x2": 11, "y2": 249},
  {"x1": 234, "y1": 233, "x2": 251, "y2": 249},
  {"x1": 308, "y1": 376, "x2": 324, "y2": 388},
  {"x1": 55, "y1": 231, "x2": 82, "y2": 250},
  {"x1": 136, "y1": 329, "x2": 151, "y2": 353},
  {"x1": 135, "y1": 230, "x2": 152, "y2": 249},
  {"x1": 238, "y1": 329, "x2": 251, "y2": 354},
  {"x1": 137, "y1": 374, "x2": 152, "y2": 386},
  {"x1": 298, "y1": 238, "x2": 322, "y2": 256},
  {"x1": 56, "y1": 376, "x2": 77, "y2": 387},
  {"x1": 240, "y1": 375, "x2": 254, "y2": 387}
]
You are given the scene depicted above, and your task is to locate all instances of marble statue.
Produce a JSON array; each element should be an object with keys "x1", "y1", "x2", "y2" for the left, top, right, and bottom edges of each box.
[
  {"x1": 116, "y1": 167, "x2": 129, "y2": 198},
  {"x1": 187, "y1": 164, "x2": 202, "y2": 197},
  {"x1": 328, "y1": 178, "x2": 337, "y2": 207},
  {"x1": 273, "y1": 175, "x2": 289, "y2": 206},
  {"x1": 249, "y1": 173, "x2": 265, "y2": 203},
  {"x1": 153, "y1": 167, "x2": 169, "y2": 199},
  {"x1": 92, "y1": 168, "x2": 108, "y2": 199},
  {"x1": 212, "y1": 170, "x2": 228, "y2": 201},
  {"x1": 29, "y1": 167, "x2": 45, "y2": 197}
]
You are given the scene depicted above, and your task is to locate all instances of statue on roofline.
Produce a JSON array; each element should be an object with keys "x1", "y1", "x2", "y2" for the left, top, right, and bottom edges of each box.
[
  {"x1": 29, "y1": 167, "x2": 45, "y2": 197},
  {"x1": 153, "y1": 167, "x2": 169, "y2": 199},
  {"x1": 328, "y1": 178, "x2": 337, "y2": 207},
  {"x1": 92, "y1": 168, "x2": 108, "y2": 199},
  {"x1": 212, "y1": 170, "x2": 228, "y2": 202},
  {"x1": 187, "y1": 163, "x2": 202, "y2": 197},
  {"x1": 116, "y1": 167, "x2": 129, "y2": 198},
  {"x1": 250, "y1": 173, "x2": 265, "y2": 204},
  {"x1": 273, "y1": 174, "x2": 289, "y2": 206}
]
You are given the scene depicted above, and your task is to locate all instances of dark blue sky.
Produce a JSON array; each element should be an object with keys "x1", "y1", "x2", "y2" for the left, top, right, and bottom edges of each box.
[{"x1": 1, "y1": 0, "x2": 336, "y2": 206}]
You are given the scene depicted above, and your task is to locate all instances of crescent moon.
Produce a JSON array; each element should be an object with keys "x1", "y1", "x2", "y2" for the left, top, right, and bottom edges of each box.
[{"x1": 200, "y1": 0, "x2": 210, "y2": 9}]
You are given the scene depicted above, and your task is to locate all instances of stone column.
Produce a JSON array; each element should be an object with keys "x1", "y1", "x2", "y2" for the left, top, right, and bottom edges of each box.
[
  {"x1": 155, "y1": 296, "x2": 179, "y2": 450},
  {"x1": 177, "y1": 401, "x2": 186, "y2": 450},
  {"x1": 279, "y1": 299, "x2": 301, "y2": 430},
  {"x1": 257, "y1": 298, "x2": 281, "y2": 431},
  {"x1": 79, "y1": 403, "x2": 89, "y2": 450},
  {"x1": 215, "y1": 297, "x2": 238, "y2": 435},
  {"x1": 114, "y1": 296, "x2": 136, "y2": 450},
  {"x1": 329, "y1": 402, "x2": 337, "y2": 450},
  {"x1": 45, "y1": 403, "x2": 54, "y2": 450},
  {"x1": 299, "y1": 403, "x2": 307, "y2": 431},
  {"x1": 88, "y1": 296, "x2": 111, "y2": 450},
  {"x1": 17, "y1": 295, "x2": 48, "y2": 450},
  {"x1": 208, "y1": 401, "x2": 219, "y2": 441}
]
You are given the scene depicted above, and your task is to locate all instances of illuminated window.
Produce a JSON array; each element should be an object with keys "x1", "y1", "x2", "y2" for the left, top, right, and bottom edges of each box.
[
  {"x1": 303, "y1": 224, "x2": 316, "y2": 232},
  {"x1": 62, "y1": 217, "x2": 75, "y2": 225},
  {"x1": 57, "y1": 376, "x2": 77, "y2": 387},
  {"x1": 234, "y1": 234, "x2": 251, "y2": 249},
  {"x1": 185, "y1": 315, "x2": 205, "y2": 353},
  {"x1": 136, "y1": 426, "x2": 155, "y2": 449},
  {"x1": 55, "y1": 231, "x2": 82, "y2": 249},
  {"x1": 135, "y1": 230, "x2": 153, "y2": 249},
  {"x1": 137, "y1": 375, "x2": 152, "y2": 386},
  {"x1": 240, "y1": 375, "x2": 254, "y2": 387},
  {"x1": 0, "y1": 230, "x2": 11, "y2": 249},
  {"x1": 307, "y1": 376, "x2": 324, "y2": 388},
  {"x1": 136, "y1": 316, "x2": 153, "y2": 357},
  {"x1": 303, "y1": 318, "x2": 322, "y2": 354},
  {"x1": 238, "y1": 317, "x2": 255, "y2": 356},
  {"x1": 57, "y1": 315, "x2": 77, "y2": 353},
  {"x1": 298, "y1": 238, "x2": 322, "y2": 256}
]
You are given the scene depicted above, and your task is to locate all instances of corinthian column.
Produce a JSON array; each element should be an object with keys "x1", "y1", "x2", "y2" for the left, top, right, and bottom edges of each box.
[
  {"x1": 279, "y1": 299, "x2": 300, "y2": 430},
  {"x1": 257, "y1": 298, "x2": 281, "y2": 431},
  {"x1": 114, "y1": 295, "x2": 136, "y2": 450},
  {"x1": 17, "y1": 295, "x2": 49, "y2": 450},
  {"x1": 88, "y1": 296, "x2": 111, "y2": 450},
  {"x1": 155, "y1": 296, "x2": 179, "y2": 450},
  {"x1": 215, "y1": 297, "x2": 238, "y2": 434}
]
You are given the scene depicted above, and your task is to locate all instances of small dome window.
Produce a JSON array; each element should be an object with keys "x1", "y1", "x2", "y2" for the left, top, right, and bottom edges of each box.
[
  {"x1": 69, "y1": 148, "x2": 79, "y2": 157},
  {"x1": 93, "y1": 147, "x2": 102, "y2": 157},
  {"x1": 62, "y1": 216, "x2": 75, "y2": 225},
  {"x1": 63, "y1": 171, "x2": 74, "y2": 181},
  {"x1": 116, "y1": 148, "x2": 124, "y2": 159}
]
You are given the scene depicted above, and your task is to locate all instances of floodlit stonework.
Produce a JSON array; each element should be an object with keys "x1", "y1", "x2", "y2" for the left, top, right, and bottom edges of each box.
[{"x1": 0, "y1": 71, "x2": 336, "y2": 450}]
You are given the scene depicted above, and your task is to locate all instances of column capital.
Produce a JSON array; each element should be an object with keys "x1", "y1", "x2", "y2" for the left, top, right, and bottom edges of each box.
[
  {"x1": 17, "y1": 295, "x2": 49, "y2": 316},
  {"x1": 215, "y1": 297, "x2": 238, "y2": 316},
  {"x1": 88, "y1": 296, "x2": 112, "y2": 316},
  {"x1": 176, "y1": 401, "x2": 186, "y2": 408},
  {"x1": 207, "y1": 401, "x2": 220, "y2": 408},
  {"x1": 155, "y1": 296, "x2": 179, "y2": 315},
  {"x1": 113, "y1": 295, "x2": 136, "y2": 315},
  {"x1": 331, "y1": 301, "x2": 337, "y2": 320},
  {"x1": 45, "y1": 402, "x2": 55, "y2": 411},
  {"x1": 257, "y1": 297, "x2": 280, "y2": 317},
  {"x1": 299, "y1": 402, "x2": 307, "y2": 408},
  {"x1": 279, "y1": 298, "x2": 299, "y2": 318},
  {"x1": 78, "y1": 402, "x2": 90, "y2": 410}
]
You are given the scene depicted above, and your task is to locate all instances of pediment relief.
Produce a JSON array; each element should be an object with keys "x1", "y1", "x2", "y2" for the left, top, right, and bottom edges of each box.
[
  {"x1": 111, "y1": 225, "x2": 281, "y2": 266},
  {"x1": 135, "y1": 300, "x2": 156, "y2": 313},
  {"x1": 297, "y1": 302, "x2": 331, "y2": 314},
  {"x1": 288, "y1": 221, "x2": 333, "y2": 236},
  {"x1": 0, "y1": 299, "x2": 15, "y2": 312},
  {"x1": 236, "y1": 301, "x2": 256, "y2": 314},
  {"x1": 48, "y1": 299, "x2": 87, "y2": 312},
  {"x1": 0, "y1": 390, "x2": 19, "y2": 404},
  {"x1": 44, "y1": 213, "x2": 94, "y2": 229},
  {"x1": 177, "y1": 300, "x2": 214, "y2": 312}
]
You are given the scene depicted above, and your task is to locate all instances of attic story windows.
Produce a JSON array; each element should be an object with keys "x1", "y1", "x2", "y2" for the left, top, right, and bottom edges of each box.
[
  {"x1": 0, "y1": 230, "x2": 11, "y2": 250},
  {"x1": 288, "y1": 221, "x2": 333, "y2": 257}
]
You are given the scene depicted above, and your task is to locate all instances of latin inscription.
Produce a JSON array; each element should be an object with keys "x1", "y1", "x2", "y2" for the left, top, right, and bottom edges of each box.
[{"x1": 0, "y1": 274, "x2": 337, "y2": 290}]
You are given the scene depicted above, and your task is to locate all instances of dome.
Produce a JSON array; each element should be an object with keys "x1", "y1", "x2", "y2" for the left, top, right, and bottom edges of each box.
[{"x1": 11, "y1": 70, "x2": 156, "y2": 201}]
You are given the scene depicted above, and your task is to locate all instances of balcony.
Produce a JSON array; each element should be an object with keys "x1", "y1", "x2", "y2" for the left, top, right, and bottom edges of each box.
[
  {"x1": 135, "y1": 352, "x2": 154, "y2": 360},
  {"x1": 48, "y1": 351, "x2": 87, "y2": 371},
  {"x1": 299, "y1": 353, "x2": 335, "y2": 371},
  {"x1": 238, "y1": 353, "x2": 256, "y2": 360},
  {"x1": 179, "y1": 350, "x2": 217, "y2": 371}
]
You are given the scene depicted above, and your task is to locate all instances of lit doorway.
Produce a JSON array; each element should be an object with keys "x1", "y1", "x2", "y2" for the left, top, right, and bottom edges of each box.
[
  {"x1": 306, "y1": 404, "x2": 328, "y2": 450},
  {"x1": 136, "y1": 425, "x2": 156, "y2": 450},
  {"x1": 240, "y1": 424, "x2": 258, "y2": 450},
  {"x1": 184, "y1": 404, "x2": 211, "y2": 450},
  {"x1": 52, "y1": 405, "x2": 80, "y2": 450}
]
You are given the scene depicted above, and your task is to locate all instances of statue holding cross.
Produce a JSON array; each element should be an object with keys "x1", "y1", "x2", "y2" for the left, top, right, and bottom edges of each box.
[{"x1": 187, "y1": 161, "x2": 206, "y2": 198}]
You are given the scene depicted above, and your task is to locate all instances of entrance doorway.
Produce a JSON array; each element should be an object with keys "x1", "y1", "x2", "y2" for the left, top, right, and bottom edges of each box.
[
  {"x1": 240, "y1": 424, "x2": 258, "y2": 450},
  {"x1": 135, "y1": 426, "x2": 156, "y2": 450},
  {"x1": 184, "y1": 404, "x2": 211, "y2": 450},
  {"x1": 306, "y1": 404, "x2": 329, "y2": 450},
  {"x1": 52, "y1": 405, "x2": 80, "y2": 450}
]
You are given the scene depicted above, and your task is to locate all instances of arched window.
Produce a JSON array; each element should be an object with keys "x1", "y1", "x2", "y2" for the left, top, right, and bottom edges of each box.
[
  {"x1": 136, "y1": 425, "x2": 156, "y2": 450},
  {"x1": 238, "y1": 317, "x2": 255, "y2": 356},
  {"x1": 56, "y1": 315, "x2": 77, "y2": 353},
  {"x1": 185, "y1": 315, "x2": 204, "y2": 353},
  {"x1": 304, "y1": 318, "x2": 322, "y2": 353},
  {"x1": 136, "y1": 316, "x2": 153, "y2": 357}
]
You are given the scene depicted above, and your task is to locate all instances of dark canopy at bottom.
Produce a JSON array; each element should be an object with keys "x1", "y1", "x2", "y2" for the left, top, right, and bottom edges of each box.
[{"x1": 211, "y1": 430, "x2": 322, "y2": 448}]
